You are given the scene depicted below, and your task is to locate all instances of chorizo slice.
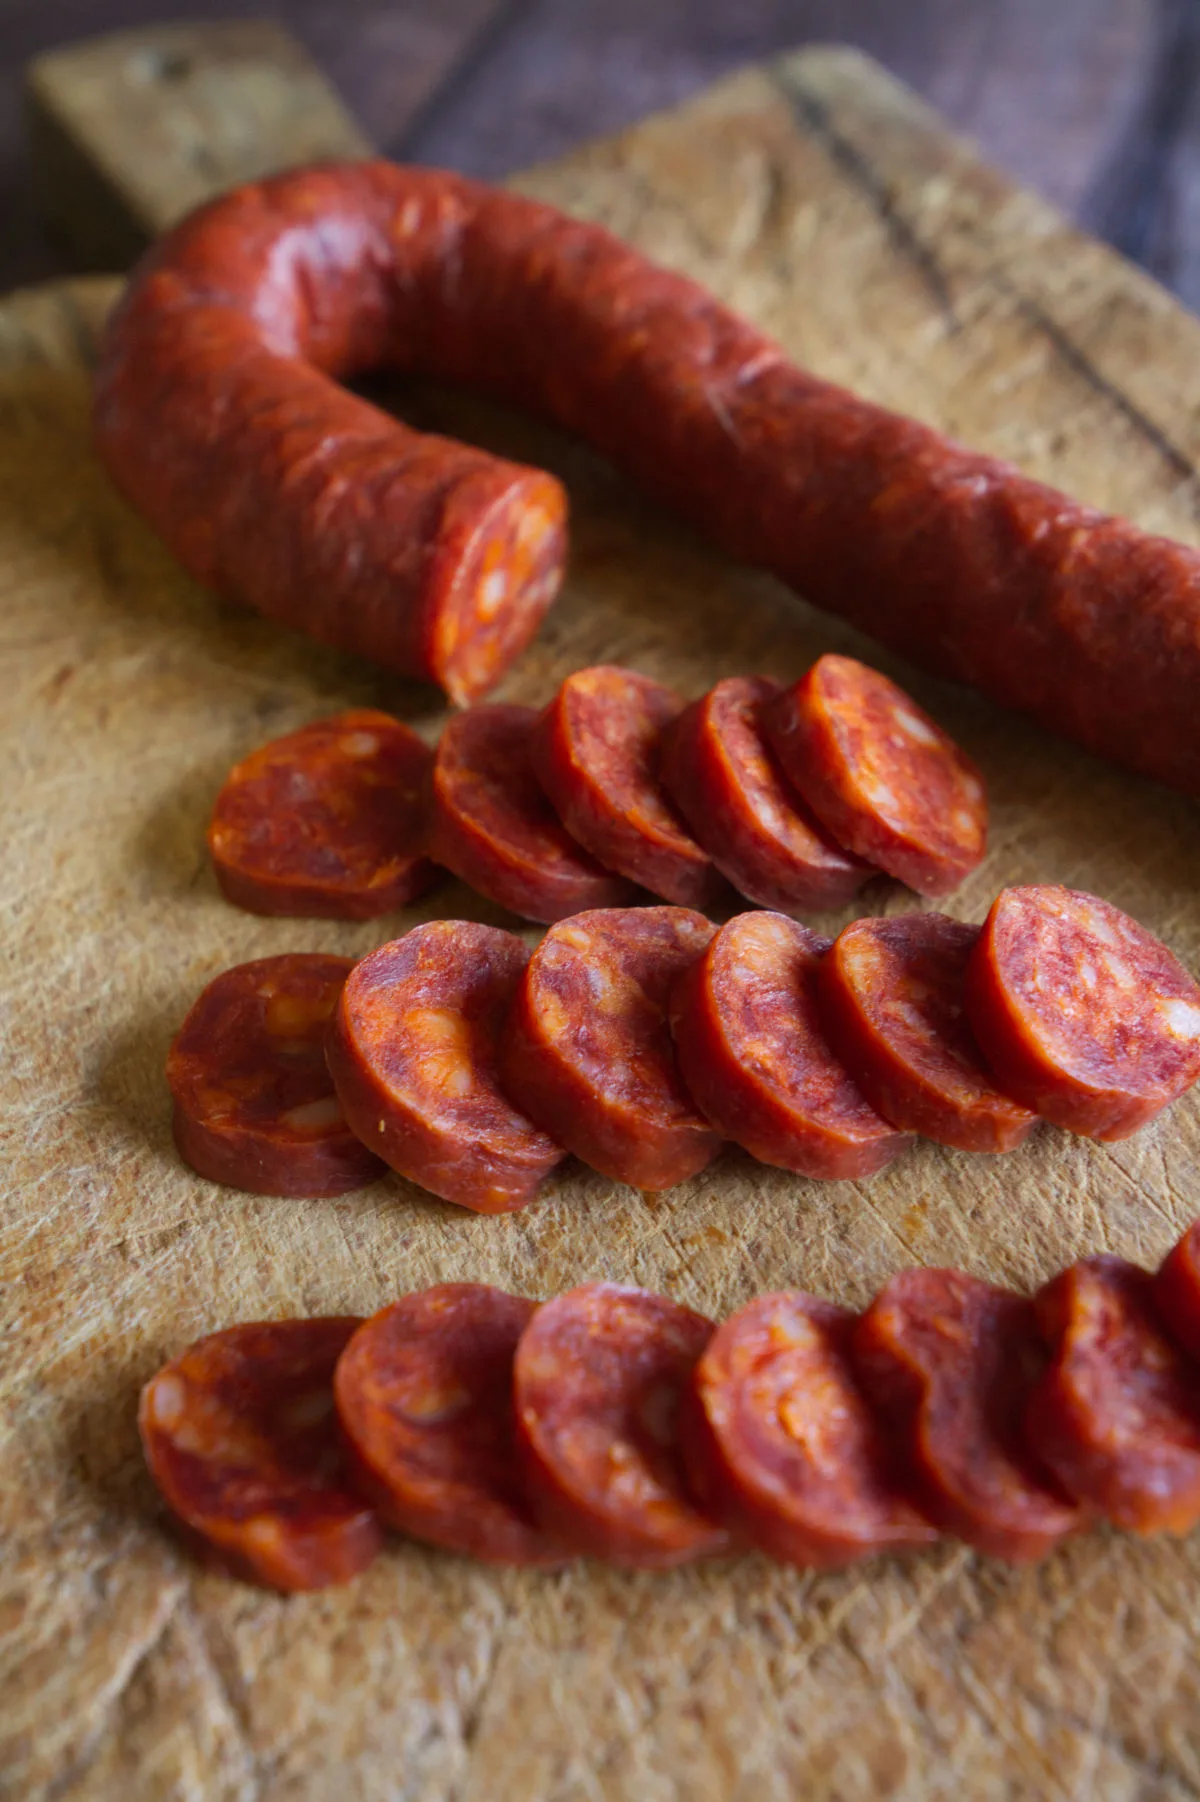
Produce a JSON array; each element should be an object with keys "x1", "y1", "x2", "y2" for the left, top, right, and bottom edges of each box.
[
  {"x1": 965, "y1": 885, "x2": 1200, "y2": 1139},
  {"x1": 532, "y1": 666, "x2": 730, "y2": 910},
  {"x1": 498, "y1": 906, "x2": 721, "y2": 1190},
  {"x1": 429, "y1": 703, "x2": 634, "y2": 923},
  {"x1": 513, "y1": 1282, "x2": 728, "y2": 1567},
  {"x1": 683, "y1": 1292, "x2": 936, "y2": 1567},
  {"x1": 334, "y1": 1285, "x2": 566, "y2": 1564},
  {"x1": 818, "y1": 913, "x2": 1037, "y2": 1153},
  {"x1": 139, "y1": 1317, "x2": 383, "y2": 1591},
  {"x1": 851, "y1": 1271, "x2": 1082, "y2": 1561},
  {"x1": 669, "y1": 911, "x2": 910, "y2": 1180},
  {"x1": 659, "y1": 676, "x2": 870, "y2": 912},
  {"x1": 326, "y1": 921, "x2": 565, "y2": 1213},
  {"x1": 764, "y1": 656, "x2": 987, "y2": 896},
  {"x1": 1025, "y1": 1256, "x2": 1200, "y2": 1534},
  {"x1": 207, "y1": 709, "x2": 438, "y2": 919},
  {"x1": 1155, "y1": 1221, "x2": 1200, "y2": 1361},
  {"x1": 167, "y1": 953, "x2": 386, "y2": 1197}
]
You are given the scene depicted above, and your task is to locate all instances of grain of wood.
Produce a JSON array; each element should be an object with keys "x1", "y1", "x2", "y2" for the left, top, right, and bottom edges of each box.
[{"x1": 6, "y1": 45, "x2": 1200, "y2": 1801}]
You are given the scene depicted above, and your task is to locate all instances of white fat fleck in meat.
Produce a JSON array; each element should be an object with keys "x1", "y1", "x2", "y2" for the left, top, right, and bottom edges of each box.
[
  {"x1": 148, "y1": 1373, "x2": 186, "y2": 1428},
  {"x1": 953, "y1": 809, "x2": 977, "y2": 837},
  {"x1": 865, "y1": 776, "x2": 902, "y2": 820},
  {"x1": 477, "y1": 568, "x2": 509, "y2": 621},
  {"x1": 963, "y1": 774, "x2": 984, "y2": 803},
  {"x1": 1101, "y1": 950, "x2": 1135, "y2": 990},
  {"x1": 1078, "y1": 960, "x2": 1098, "y2": 991},
  {"x1": 1162, "y1": 998, "x2": 1200, "y2": 1039},
  {"x1": 891, "y1": 707, "x2": 940, "y2": 748},
  {"x1": 282, "y1": 1095, "x2": 345, "y2": 1132},
  {"x1": 340, "y1": 731, "x2": 380, "y2": 758}
]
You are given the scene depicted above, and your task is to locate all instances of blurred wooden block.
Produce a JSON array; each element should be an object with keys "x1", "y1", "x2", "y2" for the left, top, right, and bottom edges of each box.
[{"x1": 25, "y1": 20, "x2": 371, "y2": 268}]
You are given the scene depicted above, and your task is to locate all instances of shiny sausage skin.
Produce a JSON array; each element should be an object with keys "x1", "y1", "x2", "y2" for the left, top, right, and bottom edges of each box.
[
  {"x1": 208, "y1": 710, "x2": 438, "y2": 919},
  {"x1": 852, "y1": 1271, "x2": 1081, "y2": 1561},
  {"x1": 513, "y1": 1283, "x2": 729, "y2": 1567},
  {"x1": 669, "y1": 911, "x2": 910, "y2": 1179},
  {"x1": 139, "y1": 1318, "x2": 383, "y2": 1591},
  {"x1": 429, "y1": 704, "x2": 634, "y2": 923},
  {"x1": 334, "y1": 1286, "x2": 566, "y2": 1564},
  {"x1": 498, "y1": 906, "x2": 721, "y2": 1190},
  {"x1": 326, "y1": 922, "x2": 565, "y2": 1212},
  {"x1": 765, "y1": 657, "x2": 987, "y2": 896},
  {"x1": 1155, "y1": 1221, "x2": 1200, "y2": 1360},
  {"x1": 819, "y1": 914, "x2": 1037, "y2": 1154},
  {"x1": 659, "y1": 676, "x2": 869, "y2": 913},
  {"x1": 1026, "y1": 1256, "x2": 1200, "y2": 1534},
  {"x1": 965, "y1": 886, "x2": 1200, "y2": 1139},
  {"x1": 166, "y1": 954, "x2": 386, "y2": 1197},
  {"x1": 94, "y1": 164, "x2": 1200, "y2": 785},
  {"x1": 684, "y1": 1292, "x2": 936, "y2": 1567},
  {"x1": 532, "y1": 666, "x2": 729, "y2": 910}
]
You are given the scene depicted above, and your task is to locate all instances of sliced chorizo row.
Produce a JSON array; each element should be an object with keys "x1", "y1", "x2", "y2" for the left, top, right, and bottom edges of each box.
[
  {"x1": 140, "y1": 1218, "x2": 1200, "y2": 1590},
  {"x1": 167, "y1": 884, "x2": 1200, "y2": 1203},
  {"x1": 204, "y1": 654, "x2": 987, "y2": 927}
]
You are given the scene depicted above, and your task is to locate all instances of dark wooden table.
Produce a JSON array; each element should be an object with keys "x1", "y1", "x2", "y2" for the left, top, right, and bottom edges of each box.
[{"x1": 1, "y1": 0, "x2": 1196, "y2": 306}]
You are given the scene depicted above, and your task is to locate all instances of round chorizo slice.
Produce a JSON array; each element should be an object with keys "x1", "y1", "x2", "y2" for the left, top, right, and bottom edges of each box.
[
  {"x1": 513, "y1": 1283, "x2": 729, "y2": 1567},
  {"x1": 683, "y1": 1292, "x2": 936, "y2": 1568},
  {"x1": 207, "y1": 710, "x2": 438, "y2": 919},
  {"x1": 139, "y1": 1317, "x2": 383, "y2": 1591},
  {"x1": 659, "y1": 676, "x2": 871, "y2": 912},
  {"x1": 498, "y1": 906, "x2": 722, "y2": 1190},
  {"x1": 167, "y1": 953, "x2": 386, "y2": 1197},
  {"x1": 819, "y1": 913, "x2": 1037, "y2": 1153},
  {"x1": 326, "y1": 921, "x2": 565, "y2": 1212},
  {"x1": 1025, "y1": 1256, "x2": 1200, "y2": 1534},
  {"x1": 764, "y1": 655, "x2": 987, "y2": 896},
  {"x1": 532, "y1": 666, "x2": 731, "y2": 910},
  {"x1": 1155, "y1": 1222, "x2": 1200, "y2": 1361},
  {"x1": 334, "y1": 1285, "x2": 567, "y2": 1564},
  {"x1": 430, "y1": 703, "x2": 634, "y2": 923},
  {"x1": 965, "y1": 885, "x2": 1200, "y2": 1139},
  {"x1": 669, "y1": 912, "x2": 910, "y2": 1179},
  {"x1": 851, "y1": 1271, "x2": 1082, "y2": 1561}
]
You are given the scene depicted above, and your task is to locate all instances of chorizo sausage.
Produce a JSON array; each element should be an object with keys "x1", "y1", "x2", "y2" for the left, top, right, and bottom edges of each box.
[
  {"x1": 965, "y1": 885, "x2": 1200, "y2": 1139},
  {"x1": 166, "y1": 953, "x2": 385, "y2": 1197},
  {"x1": 1025, "y1": 1256, "x2": 1200, "y2": 1534},
  {"x1": 851, "y1": 1271, "x2": 1081, "y2": 1560},
  {"x1": 765, "y1": 656, "x2": 987, "y2": 896},
  {"x1": 668, "y1": 911, "x2": 910, "y2": 1179},
  {"x1": 1155, "y1": 1221, "x2": 1200, "y2": 1360},
  {"x1": 326, "y1": 922, "x2": 565, "y2": 1212},
  {"x1": 95, "y1": 162, "x2": 1200, "y2": 787},
  {"x1": 659, "y1": 675, "x2": 869, "y2": 913},
  {"x1": 139, "y1": 1317, "x2": 383, "y2": 1591},
  {"x1": 512, "y1": 1282, "x2": 728, "y2": 1567},
  {"x1": 208, "y1": 709, "x2": 437, "y2": 919},
  {"x1": 532, "y1": 666, "x2": 728, "y2": 909},
  {"x1": 429, "y1": 704, "x2": 634, "y2": 923},
  {"x1": 683, "y1": 1292, "x2": 936, "y2": 1567},
  {"x1": 333, "y1": 1285, "x2": 566, "y2": 1564},
  {"x1": 818, "y1": 914, "x2": 1037, "y2": 1153},
  {"x1": 498, "y1": 906, "x2": 721, "y2": 1190}
]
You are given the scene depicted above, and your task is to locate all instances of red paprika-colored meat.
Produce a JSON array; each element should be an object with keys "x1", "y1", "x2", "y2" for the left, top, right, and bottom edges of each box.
[
  {"x1": 208, "y1": 709, "x2": 437, "y2": 919},
  {"x1": 965, "y1": 886, "x2": 1200, "y2": 1139},
  {"x1": 326, "y1": 922, "x2": 565, "y2": 1212},
  {"x1": 1156, "y1": 1221, "x2": 1200, "y2": 1361},
  {"x1": 1026, "y1": 1256, "x2": 1200, "y2": 1534},
  {"x1": 334, "y1": 1285, "x2": 566, "y2": 1564},
  {"x1": 430, "y1": 703, "x2": 633, "y2": 923},
  {"x1": 513, "y1": 1283, "x2": 728, "y2": 1567},
  {"x1": 533, "y1": 666, "x2": 728, "y2": 909},
  {"x1": 669, "y1": 911, "x2": 909, "y2": 1179},
  {"x1": 684, "y1": 1292, "x2": 936, "y2": 1567},
  {"x1": 498, "y1": 906, "x2": 721, "y2": 1190},
  {"x1": 140, "y1": 1317, "x2": 383, "y2": 1591},
  {"x1": 166, "y1": 953, "x2": 386, "y2": 1197},
  {"x1": 819, "y1": 913, "x2": 1036, "y2": 1153},
  {"x1": 852, "y1": 1270, "x2": 1081, "y2": 1560},
  {"x1": 765, "y1": 657, "x2": 987, "y2": 896},
  {"x1": 659, "y1": 676, "x2": 869, "y2": 913}
]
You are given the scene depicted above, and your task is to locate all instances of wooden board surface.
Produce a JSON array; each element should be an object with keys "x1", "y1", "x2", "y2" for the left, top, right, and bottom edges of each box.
[{"x1": 6, "y1": 45, "x2": 1200, "y2": 1802}]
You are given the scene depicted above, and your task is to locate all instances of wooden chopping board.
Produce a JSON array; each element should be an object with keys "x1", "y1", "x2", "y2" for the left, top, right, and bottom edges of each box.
[{"x1": 7, "y1": 39, "x2": 1200, "y2": 1802}]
